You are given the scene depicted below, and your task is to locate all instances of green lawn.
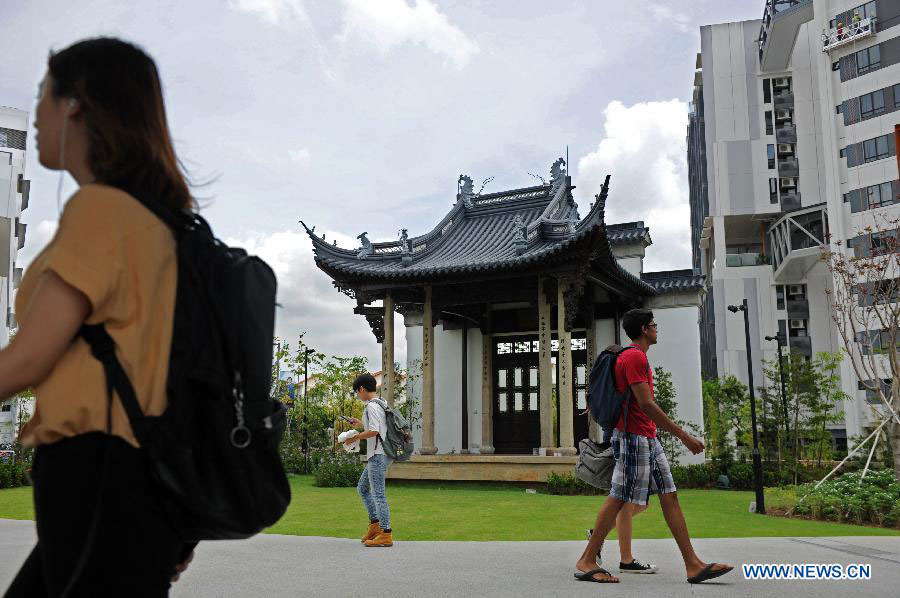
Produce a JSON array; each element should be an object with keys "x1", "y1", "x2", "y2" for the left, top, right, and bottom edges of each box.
[{"x1": 2, "y1": 476, "x2": 898, "y2": 541}]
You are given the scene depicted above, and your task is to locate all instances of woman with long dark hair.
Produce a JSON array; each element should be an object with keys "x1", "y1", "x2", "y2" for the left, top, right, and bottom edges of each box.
[{"x1": 4, "y1": 38, "x2": 195, "y2": 597}]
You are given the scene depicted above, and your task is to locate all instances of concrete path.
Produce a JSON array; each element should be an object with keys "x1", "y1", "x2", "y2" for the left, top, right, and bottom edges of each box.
[{"x1": 1, "y1": 519, "x2": 898, "y2": 597}]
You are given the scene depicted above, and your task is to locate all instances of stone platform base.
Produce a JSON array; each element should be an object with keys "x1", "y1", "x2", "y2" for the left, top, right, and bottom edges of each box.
[{"x1": 386, "y1": 454, "x2": 577, "y2": 483}]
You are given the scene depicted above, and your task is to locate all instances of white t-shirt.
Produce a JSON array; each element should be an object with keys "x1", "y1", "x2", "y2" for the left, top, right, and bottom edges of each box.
[{"x1": 362, "y1": 399, "x2": 387, "y2": 459}]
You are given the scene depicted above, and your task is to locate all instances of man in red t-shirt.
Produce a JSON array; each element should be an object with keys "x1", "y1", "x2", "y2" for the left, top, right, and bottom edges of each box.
[{"x1": 574, "y1": 309, "x2": 733, "y2": 585}]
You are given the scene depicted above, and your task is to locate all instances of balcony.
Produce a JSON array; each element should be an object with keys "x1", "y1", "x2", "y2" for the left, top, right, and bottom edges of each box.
[
  {"x1": 778, "y1": 158, "x2": 799, "y2": 177},
  {"x1": 773, "y1": 91, "x2": 795, "y2": 109},
  {"x1": 768, "y1": 204, "x2": 828, "y2": 282},
  {"x1": 776, "y1": 124, "x2": 797, "y2": 143},
  {"x1": 780, "y1": 192, "x2": 801, "y2": 212},
  {"x1": 787, "y1": 299, "x2": 809, "y2": 319},
  {"x1": 788, "y1": 335, "x2": 812, "y2": 357},
  {"x1": 823, "y1": 17, "x2": 876, "y2": 53},
  {"x1": 758, "y1": 0, "x2": 814, "y2": 72}
]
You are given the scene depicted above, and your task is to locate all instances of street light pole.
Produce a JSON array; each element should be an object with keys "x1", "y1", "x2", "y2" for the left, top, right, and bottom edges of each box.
[
  {"x1": 728, "y1": 299, "x2": 766, "y2": 514},
  {"x1": 764, "y1": 333, "x2": 791, "y2": 454}
]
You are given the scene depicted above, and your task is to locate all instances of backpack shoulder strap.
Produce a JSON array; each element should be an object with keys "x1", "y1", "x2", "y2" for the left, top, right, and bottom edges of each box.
[{"x1": 79, "y1": 324, "x2": 149, "y2": 445}]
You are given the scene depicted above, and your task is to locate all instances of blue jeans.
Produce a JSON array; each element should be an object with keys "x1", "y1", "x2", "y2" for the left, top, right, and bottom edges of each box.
[{"x1": 357, "y1": 454, "x2": 392, "y2": 529}]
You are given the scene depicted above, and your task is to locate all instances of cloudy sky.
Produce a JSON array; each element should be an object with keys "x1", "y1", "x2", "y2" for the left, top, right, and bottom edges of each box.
[{"x1": 0, "y1": 0, "x2": 759, "y2": 370}]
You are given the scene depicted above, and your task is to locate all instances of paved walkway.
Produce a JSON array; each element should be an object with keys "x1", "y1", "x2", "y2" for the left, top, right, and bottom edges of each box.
[{"x1": 1, "y1": 519, "x2": 898, "y2": 597}]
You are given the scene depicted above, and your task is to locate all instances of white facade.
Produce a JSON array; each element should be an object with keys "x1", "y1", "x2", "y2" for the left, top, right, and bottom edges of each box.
[
  {"x1": 693, "y1": 0, "x2": 900, "y2": 448},
  {"x1": 0, "y1": 107, "x2": 29, "y2": 444}
]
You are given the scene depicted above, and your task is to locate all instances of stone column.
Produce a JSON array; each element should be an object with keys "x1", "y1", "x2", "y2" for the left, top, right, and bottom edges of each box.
[
  {"x1": 557, "y1": 278, "x2": 576, "y2": 455},
  {"x1": 480, "y1": 306, "x2": 495, "y2": 454},
  {"x1": 537, "y1": 276, "x2": 555, "y2": 451},
  {"x1": 420, "y1": 286, "x2": 438, "y2": 455},
  {"x1": 381, "y1": 293, "x2": 395, "y2": 407},
  {"x1": 585, "y1": 286, "x2": 601, "y2": 442}
]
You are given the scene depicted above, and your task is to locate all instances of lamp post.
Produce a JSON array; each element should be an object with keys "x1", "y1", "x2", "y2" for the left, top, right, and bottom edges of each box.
[
  {"x1": 728, "y1": 299, "x2": 766, "y2": 514},
  {"x1": 764, "y1": 333, "x2": 791, "y2": 452},
  {"x1": 303, "y1": 348, "x2": 315, "y2": 473}
]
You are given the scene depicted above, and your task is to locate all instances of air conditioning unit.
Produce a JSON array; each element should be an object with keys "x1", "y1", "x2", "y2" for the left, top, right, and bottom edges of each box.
[
  {"x1": 789, "y1": 285, "x2": 804, "y2": 295},
  {"x1": 790, "y1": 319, "x2": 805, "y2": 329},
  {"x1": 780, "y1": 178, "x2": 797, "y2": 188},
  {"x1": 776, "y1": 109, "x2": 792, "y2": 120},
  {"x1": 778, "y1": 143, "x2": 794, "y2": 153},
  {"x1": 774, "y1": 77, "x2": 791, "y2": 87}
]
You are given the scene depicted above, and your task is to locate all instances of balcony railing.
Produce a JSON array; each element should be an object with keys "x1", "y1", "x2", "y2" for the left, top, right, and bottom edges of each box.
[
  {"x1": 778, "y1": 158, "x2": 799, "y2": 177},
  {"x1": 776, "y1": 124, "x2": 797, "y2": 143},
  {"x1": 789, "y1": 335, "x2": 812, "y2": 357},
  {"x1": 780, "y1": 192, "x2": 801, "y2": 212},
  {"x1": 726, "y1": 253, "x2": 768, "y2": 267},
  {"x1": 823, "y1": 17, "x2": 876, "y2": 53},
  {"x1": 773, "y1": 92, "x2": 794, "y2": 108},
  {"x1": 758, "y1": 0, "x2": 813, "y2": 71},
  {"x1": 787, "y1": 299, "x2": 809, "y2": 319}
]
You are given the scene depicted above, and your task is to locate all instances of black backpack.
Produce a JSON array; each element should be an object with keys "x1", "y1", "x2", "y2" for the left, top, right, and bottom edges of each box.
[
  {"x1": 79, "y1": 196, "x2": 290, "y2": 542},
  {"x1": 586, "y1": 345, "x2": 638, "y2": 430}
]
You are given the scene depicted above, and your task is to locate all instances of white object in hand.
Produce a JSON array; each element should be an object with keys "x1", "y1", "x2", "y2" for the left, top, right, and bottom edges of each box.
[{"x1": 338, "y1": 430, "x2": 360, "y2": 453}]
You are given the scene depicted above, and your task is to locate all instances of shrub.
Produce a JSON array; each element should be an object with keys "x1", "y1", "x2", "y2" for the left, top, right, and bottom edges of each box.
[
  {"x1": 726, "y1": 462, "x2": 753, "y2": 490},
  {"x1": 0, "y1": 459, "x2": 30, "y2": 489},
  {"x1": 781, "y1": 469, "x2": 900, "y2": 528},
  {"x1": 314, "y1": 453, "x2": 364, "y2": 488},
  {"x1": 671, "y1": 463, "x2": 719, "y2": 489},
  {"x1": 546, "y1": 471, "x2": 602, "y2": 496}
]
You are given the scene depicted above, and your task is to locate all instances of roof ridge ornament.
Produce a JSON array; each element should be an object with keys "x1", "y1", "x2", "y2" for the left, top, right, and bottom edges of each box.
[
  {"x1": 513, "y1": 214, "x2": 527, "y2": 255},
  {"x1": 357, "y1": 232, "x2": 373, "y2": 259},
  {"x1": 400, "y1": 228, "x2": 413, "y2": 267},
  {"x1": 458, "y1": 174, "x2": 475, "y2": 208},
  {"x1": 550, "y1": 157, "x2": 567, "y2": 195}
]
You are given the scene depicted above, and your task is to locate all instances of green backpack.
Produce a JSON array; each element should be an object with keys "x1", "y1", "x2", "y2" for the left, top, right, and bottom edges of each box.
[{"x1": 368, "y1": 398, "x2": 415, "y2": 461}]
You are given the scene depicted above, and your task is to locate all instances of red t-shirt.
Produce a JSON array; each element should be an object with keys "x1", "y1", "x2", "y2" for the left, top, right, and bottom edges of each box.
[{"x1": 614, "y1": 345, "x2": 657, "y2": 438}]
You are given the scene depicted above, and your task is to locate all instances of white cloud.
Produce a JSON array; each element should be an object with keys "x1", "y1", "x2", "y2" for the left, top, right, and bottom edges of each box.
[
  {"x1": 224, "y1": 229, "x2": 405, "y2": 369},
  {"x1": 289, "y1": 147, "x2": 310, "y2": 165},
  {"x1": 576, "y1": 99, "x2": 691, "y2": 272},
  {"x1": 648, "y1": 3, "x2": 692, "y2": 34},
  {"x1": 228, "y1": 0, "x2": 309, "y2": 27},
  {"x1": 338, "y1": 0, "x2": 479, "y2": 69}
]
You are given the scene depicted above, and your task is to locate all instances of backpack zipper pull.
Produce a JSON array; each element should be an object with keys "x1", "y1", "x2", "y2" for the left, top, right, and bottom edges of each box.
[{"x1": 230, "y1": 371, "x2": 252, "y2": 448}]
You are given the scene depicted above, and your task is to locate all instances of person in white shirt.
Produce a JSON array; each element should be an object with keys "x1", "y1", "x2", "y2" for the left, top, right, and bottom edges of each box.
[{"x1": 344, "y1": 373, "x2": 393, "y2": 547}]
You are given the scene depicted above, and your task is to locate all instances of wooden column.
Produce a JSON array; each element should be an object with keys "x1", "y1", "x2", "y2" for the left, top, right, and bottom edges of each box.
[
  {"x1": 461, "y1": 320, "x2": 468, "y2": 453},
  {"x1": 585, "y1": 286, "x2": 601, "y2": 442},
  {"x1": 420, "y1": 286, "x2": 437, "y2": 454},
  {"x1": 557, "y1": 278, "x2": 576, "y2": 455},
  {"x1": 538, "y1": 276, "x2": 554, "y2": 451},
  {"x1": 480, "y1": 305, "x2": 494, "y2": 454},
  {"x1": 381, "y1": 293, "x2": 395, "y2": 407}
]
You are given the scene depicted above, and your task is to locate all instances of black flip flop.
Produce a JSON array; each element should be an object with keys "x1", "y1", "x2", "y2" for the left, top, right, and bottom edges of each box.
[
  {"x1": 687, "y1": 563, "x2": 734, "y2": 584},
  {"x1": 574, "y1": 568, "x2": 619, "y2": 583}
]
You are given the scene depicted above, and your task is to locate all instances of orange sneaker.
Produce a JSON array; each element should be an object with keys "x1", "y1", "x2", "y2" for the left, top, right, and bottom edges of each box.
[
  {"x1": 362, "y1": 522, "x2": 383, "y2": 544},
  {"x1": 364, "y1": 531, "x2": 393, "y2": 547}
]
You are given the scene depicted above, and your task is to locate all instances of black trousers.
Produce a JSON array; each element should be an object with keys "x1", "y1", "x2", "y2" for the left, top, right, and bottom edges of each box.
[{"x1": 5, "y1": 433, "x2": 187, "y2": 598}]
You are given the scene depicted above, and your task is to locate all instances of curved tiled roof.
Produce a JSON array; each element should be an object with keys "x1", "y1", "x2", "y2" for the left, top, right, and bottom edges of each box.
[
  {"x1": 302, "y1": 169, "x2": 656, "y2": 296},
  {"x1": 641, "y1": 269, "x2": 705, "y2": 293},
  {"x1": 607, "y1": 221, "x2": 651, "y2": 246}
]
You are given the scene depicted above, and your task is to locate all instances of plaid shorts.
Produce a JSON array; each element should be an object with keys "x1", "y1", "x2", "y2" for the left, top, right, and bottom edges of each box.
[{"x1": 609, "y1": 429, "x2": 677, "y2": 506}]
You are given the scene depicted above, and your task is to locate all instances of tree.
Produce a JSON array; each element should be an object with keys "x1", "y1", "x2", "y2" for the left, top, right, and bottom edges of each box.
[
  {"x1": 654, "y1": 367, "x2": 701, "y2": 465},
  {"x1": 824, "y1": 211, "x2": 900, "y2": 481},
  {"x1": 701, "y1": 375, "x2": 749, "y2": 463}
]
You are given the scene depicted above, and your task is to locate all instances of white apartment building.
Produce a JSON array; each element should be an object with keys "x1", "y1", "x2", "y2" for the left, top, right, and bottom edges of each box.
[
  {"x1": 0, "y1": 107, "x2": 30, "y2": 444},
  {"x1": 691, "y1": 0, "x2": 900, "y2": 451}
]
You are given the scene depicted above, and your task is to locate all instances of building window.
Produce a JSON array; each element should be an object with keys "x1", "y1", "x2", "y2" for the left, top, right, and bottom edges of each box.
[
  {"x1": 863, "y1": 134, "x2": 890, "y2": 163},
  {"x1": 832, "y1": 61, "x2": 841, "y2": 72},
  {"x1": 840, "y1": 147, "x2": 847, "y2": 158},
  {"x1": 895, "y1": 84, "x2": 900, "y2": 108},
  {"x1": 763, "y1": 79, "x2": 772, "y2": 104},
  {"x1": 776, "y1": 285, "x2": 785, "y2": 310},
  {"x1": 769, "y1": 178, "x2": 778, "y2": 204},
  {"x1": 836, "y1": 104, "x2": 842, "y2": 114},
  {"x1": 867, "y1": 182, "x2": 895, "y2": 209},
  {"x1": 871, "y1": 230, "x2": 898, "y2": 256},
  {"x1": 859, "y1": 89, "x2": 885, "y2": 119},
  {"x1": 859, "y1": 1, "x2": 877, "y2": 20},
  {"x1": 856, "y1": 45, "x2": 881, "y2": 75},
  {"x1": 767, "y1": 144, "x2": 776, "y2": 169},
  {"x1": 778, "y1": 319, "x2": 787, "y2": 339},
  {"x1": 0, "y1": 403, "x2": 10, "y2": 412},
  {"x1": 765, "y1": 111, "x2": 773, "y2": 135}
]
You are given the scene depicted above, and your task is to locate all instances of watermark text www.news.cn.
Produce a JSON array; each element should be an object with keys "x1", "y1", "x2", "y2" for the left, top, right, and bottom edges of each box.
[{"x1": 743, "y1": 563, "x2": 871, "y2": 580}]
